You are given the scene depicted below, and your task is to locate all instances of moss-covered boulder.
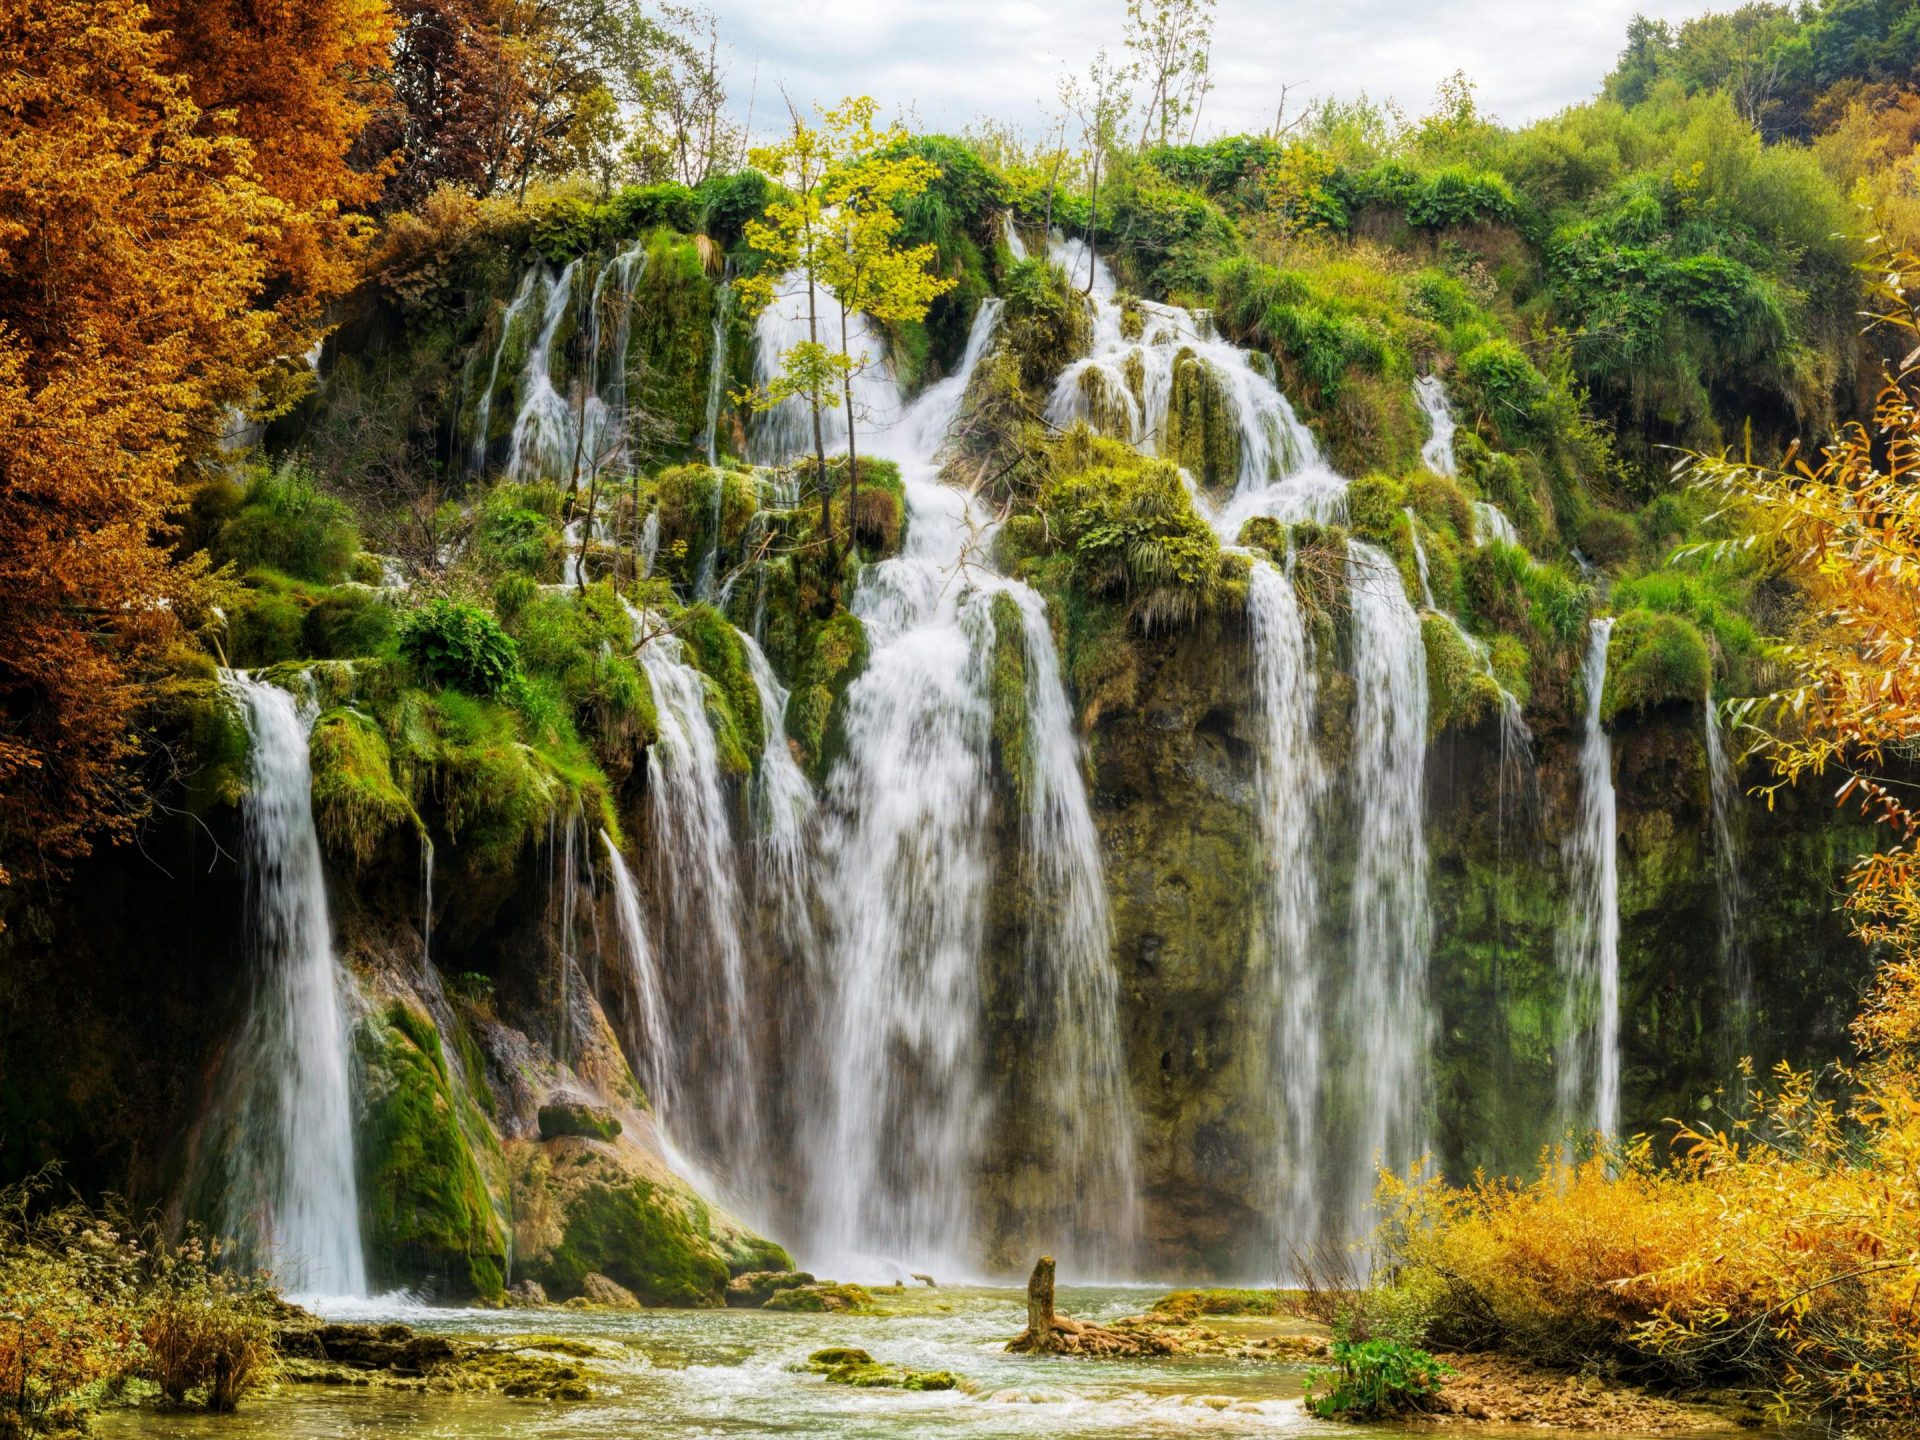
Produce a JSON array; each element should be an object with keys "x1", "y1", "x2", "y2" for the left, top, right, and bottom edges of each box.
[
  {"x1": 726, "y1": 1269, "x2": 815, "y2": 1307},
  {"x1": 764, "y1": 1281, "x2": 874, "y2": 1313},
  {"x1": 1000, "y1": 256, "x2": 1092, "y2": 390},
  {"x1": 355, "y1": 1003, "x2": 509, "y2": 1302},
  {"x1": 679, "y1": 603, "x2": 764, "y2": 774},
  {"x1": 509, "y1": 1140, "x2": 776, "y2": 1308},
  {"x1": 1164, "y1": 347, "x2": 1241, "y2": 493},
  {"x1": 537, "y1": 1102, "x2": 622, "y2": 1142},
  {"x1": 1421, "y1": 614, "x2": 1499, "y2": 738},
  {"x1": 804, "y1": 1348, "x2": 958, "y2": 1390},
  {"x1": 1601, "y1": 609, "x2": 1711, "y2": 722},
  {"x1": 310, "y1": 708, "x2": 421, "y2": 868},
  {"x1": 783, "y1": 609, "x2": 869, "y2": 780}
]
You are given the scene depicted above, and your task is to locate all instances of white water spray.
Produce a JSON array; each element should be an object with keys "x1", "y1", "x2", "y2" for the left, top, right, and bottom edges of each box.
[{"x1": 1559, "y1": 619, "x2": 1621, "y2": 1140}]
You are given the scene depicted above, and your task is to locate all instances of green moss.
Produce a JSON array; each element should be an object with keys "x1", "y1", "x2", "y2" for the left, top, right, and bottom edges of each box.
[
  {"x1": 679, "y1": 603, "x2": 763, "y2": 775},
  {"x1": 356, "y1": 1003, "x2": 508, "y2": 1301},
  {"x1": 652, "y1": 465, "x2": 758, "y2": 589},
  {"x1": 1000, "y1": 257, "x2": 1092, "y2": 390},
  {"x1": 785, "y1": 609, "x2": 870, "y2": 779},
  {"x1": 536, "y1": 1103, "x2": 622, "y2": 1141},
  {"x1": 804, "y1": 1348, "x2": 957, "y2": 1390},
  {"x1": 214, "y1": 461, "x2": 360, "y2": 584},
  {"x1": 534, "y1": 1178, "x2": 730, "y2": 1307},
  {"x1": 1345, "y1": 472, "x2": 1407, "y2": 541},
  {"x1": 309, "y1": 708, "x2": 422, "y2": 867},
  {"x1": 722, "y1": 1234, "x2": 795, "y2": 1278},
  {"x1": 1148, "y1": 1288, "x2": 1288, "y2": 1321},
  {"x1": 987, "y1": 592, "x2": 1031, "y2": 808},
  {"x1": 626, "y1": 229, "x2": 720, "y2": 456},
  {"x1": 475, "y1": 483, "x2": 568, "y2": 581},
  {"x1": 509, "y1": 583, "x2": 657, "y2": 764},
  {"x1": 1164, "y1": 348, "x2": 1241, "y2": 493},
  {"x1": 1602, "y1": 609, "x2": 1711, "y2": 722},
  {"x1": 302, "y1": 586, "x2": 395, "y2": 659},
  {"x1": 225, "y1": 571, "x2": 319, "y2": 667},
  {"x1": 1039, "y1": 430, "x2": 1227, "y2": 628},
  {"x1": 764, "y1": 1281, "x2": 874, "y2": 1313},
  {"x1": 1421, "y1": 614, "x2": 1499, "y2": 738}
]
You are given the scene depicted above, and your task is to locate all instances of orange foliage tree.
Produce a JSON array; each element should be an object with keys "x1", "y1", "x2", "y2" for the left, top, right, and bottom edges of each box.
[{"x1": 0, "y1": 0, "x2": 385, "y2": 892}]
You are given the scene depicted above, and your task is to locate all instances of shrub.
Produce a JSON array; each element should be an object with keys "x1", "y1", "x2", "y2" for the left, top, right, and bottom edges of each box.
[
  {"x1": 1407, "y1": 166, "x2": 1517, "y2": 228},
  {"x1": 607, "y1": 181, "x2": 698, "y2": 235},
  {"x1": 1456, "y1": 339, "x2": 1550, "y2": 432},
  {"x1": 1000, "y1": 257, "x2": 1092, "y2": 389},
  {"x1": 399, "y1": 599, "x2": 520, "y2": 696},
  {"x1": 1306, "y1": 1338, "x2": 1450, "y2": 1419},
  {"x1": 215, "y1": 462, "x2": 359, "y2": 584},
  {"x1": 139, "y1": 1238, "x2": 276, "y2": 1412}
]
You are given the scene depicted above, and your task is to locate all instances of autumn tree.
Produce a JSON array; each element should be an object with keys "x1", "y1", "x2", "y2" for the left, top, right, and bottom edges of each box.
[
  {"x1": 0, "y1": 0, "x2": 385, "y2": 898},
  {"x1": 146, "y1": 0, "x2": 394, "y2": 316}
]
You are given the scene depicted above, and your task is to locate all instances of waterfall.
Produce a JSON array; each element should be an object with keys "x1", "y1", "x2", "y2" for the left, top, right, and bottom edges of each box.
[
  {"x1": 601, "y1": 830, "x2": 671, "y2": 1112},
  {"x1": 1414, "y1": 375, "x2": 1457, "y2": 477},
  {"x1": 504, "y1": 258, "x2": 583, "y2": 483},
  {"x1": 742, "y1": 628, "x2": 816, "y2": 955},
  {"x1": 1245, "y1": 559, "x2": 1326, "y2": 1252},
  {"x1": 1339, "y1": 541, "x2": 1433, "y2": 1239},
  {"x1": 794, "y1": 297, "x2": 1131, "y2": 1275},
  {"x1": 702, "y1": 282, "x2": 734, "y2": 466},
  {"x1": 469, "y1": 268, "x2": 539, "y2": 472},
  {"x1": 1473, "y1": 501, "x2": 1522, "y2": 548},
  {"x1": 217, "y1": 671, "x2": 366, "y2": 1298},
  {"x1": 637, "y1": 507, "x2": 660, "y2": 579},
  {"x1": 1705, "y1": 692, "x2": 1752, "y2": 1072},
  {"x1": 1002, "y1": 211, "x2": 1028, "y2": 261},
  {"x1": 1405, "y1": 507, "x2": 1437, "y2": 610},
  {"x1": 747, "y1": 277, "x2": 897, "y2": 466},
  {"x1": 1003, "y1": 582, "x2": 1140, "y2": 1269},
  {"x1": 1042, "y1": 236, "x2": 1324, "y2": 512},
  {"x1": 628, "y1": 610, "x2": 766, "y2": 1197},
  {"x1": 1559, "y1": 619, "x2": 1621, "y2": 1140}
]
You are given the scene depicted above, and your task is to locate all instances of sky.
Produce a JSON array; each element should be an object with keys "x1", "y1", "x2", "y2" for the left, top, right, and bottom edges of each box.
[{"x1": 703, "y1": 0, "x2": 1726, "y2": 141}]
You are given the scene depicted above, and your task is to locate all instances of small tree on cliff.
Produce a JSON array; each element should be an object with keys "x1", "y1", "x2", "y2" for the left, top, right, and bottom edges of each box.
[{"x1": 737, "y1": 96, "x2": 950, "y2": 561}]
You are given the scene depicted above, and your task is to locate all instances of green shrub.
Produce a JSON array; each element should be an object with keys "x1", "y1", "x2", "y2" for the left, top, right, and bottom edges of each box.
[
  {"x1": 608, "y1": 182, "x2": 698, "y2": 235},
  {"x1": 399, "y1": 599, "x2": 520, "y2": 695},
  {"x1": 1408, "y1": 166, "x2": 1517, "y2": 228},
  {"x1": 1001, "y1": 257, "x2": 1092, "y2": 389},
  {"x1": 1306, "y1": 1338, "x2": 1450, "y2": 1420},
  {"x1": 303, "y1": 586, "x2": 394, "y2": 658},
  {"x1": 215, "y1": 462, "x2": 359, "y2": 584},
  {"x1": 1456, "y1": 339, "x2": 1550, "y2": 432}
]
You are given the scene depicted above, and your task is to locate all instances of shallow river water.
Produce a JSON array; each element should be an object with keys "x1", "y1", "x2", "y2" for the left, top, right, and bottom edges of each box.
[{"x1": 96, "y1": 1286, "x2": 1779, "y2": 1439}]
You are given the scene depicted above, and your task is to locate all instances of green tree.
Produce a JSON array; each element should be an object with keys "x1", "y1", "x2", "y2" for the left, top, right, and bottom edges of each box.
[
  {"x1": 739, "y1": 96, "x2": 952, "y2": 561},
  {"x1": 819, "y1": 98, "x2": 952, "y2": 551},
  {"x1": 1125, "y1": 0, "x2": 1216, "y2": 148}
]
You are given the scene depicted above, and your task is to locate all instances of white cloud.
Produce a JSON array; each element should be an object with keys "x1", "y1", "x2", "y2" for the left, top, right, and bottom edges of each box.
[{"x1": 705, "y1": 0, "x2": 1724, "y2": 142}]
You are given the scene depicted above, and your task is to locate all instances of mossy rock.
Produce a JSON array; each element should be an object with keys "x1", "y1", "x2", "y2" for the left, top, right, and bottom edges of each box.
[
  {"x1": 727, "y1": 1269, "x2": 815, "y2": 1307},
  {"x1": 517, "y1": 1167, "x2": 732, "y2": 1308},
  {"x1": 1148, "y1": 1288, "x2": 1289, "y2": 1321},
  {"x1": 355, "y1": 1003, "x2": 509, "y2": 1302},
  {"x1": 310, "y1": 708, "x2": 422, "y2": 868},
  {"x1": 1422, "y1": 614, "x2": 1499, "y2": 738},
  {"x1": 1001, "y1": 256, "x2": 1092, "y2": 390},
  {"x1": 805, "y1": 1348, "x2": 959, "y2": 1391},
  {"x1": 785, "y1": 608, "x2": 870, "y2": 779},
  {"x1": 537, "y1": 1102, "x2": 622, "y2": 1142},
  {"x1": 303, "y1": 585, "x2": 395, "y2": 659},
  {"x1": 1164, "y1": 347, "x2": 1241, "y2": 494},
  {"x1": 1345, "y1": 471, "x2": 1407, "y2": 541},
  {"x1": 678, "y1": 603, "x2": 764, "y2": 775},
  {"x1": 1601, "y1": 609, "x2": 1711, "y2": 723},
  {"x1": 987, "y1": 591, "x2": 1031, "y2": 808},
  {"x1": 763, "y1": 1281, "x2": 874, "y2": 1313}
]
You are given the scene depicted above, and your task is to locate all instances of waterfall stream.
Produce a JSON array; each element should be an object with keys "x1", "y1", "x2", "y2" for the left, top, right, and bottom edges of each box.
[
  {"x1": 1340, "y1": 540, "x2": 1433, "y2": 1237},
  {"x1": 217, "y1": 671, "x2": 366, "y2": 1298},
  {"x1": 1705, "y1": 692, "x2": 1752, "y2": 1074},
  {"x1": 1559, "y1": 619, "x2": 1622, "y2": 1140}
]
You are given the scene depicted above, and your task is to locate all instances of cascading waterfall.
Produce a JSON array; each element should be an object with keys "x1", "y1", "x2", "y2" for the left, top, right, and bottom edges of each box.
[
  {"x1": 742, "y1": 628, "x2": 816, "y2": 954},
  {"x1": 601, "y1": 831, "x2": 671, "y2": 1112},
  {"x1": 1414, "y1": 374, "x2": 1457, "y2": 477},
  {"x1": 1244, "y1": 558, "x2": 1326, "y2": 1252},
  {"x1": 1559, "y1": 618, "x2": 1621, "y2": 1140},
  {"x1": 702, "y1": 282, "x2": 734, "y2": 467},
  {"x1": 1404, "y1": 506, "x2": 1437, "y2": 610},
  {"x1": 773, "y1": 294, "x2": 1132, "y2": 1274},
  {"x1": 1474, "y1": 501, "x2": 1522, "y2": 548},
  {"x1": 216, "y1": 671, "x2": 366, "y2": 1297},
  {"x1": 1705, "y1": 692, "x2": 1752, "y2": 1072},
  {"x1": 627, "y1": 608, "x2": 766, "y2": 1200},
  {"x1": 469, "y1": 267, "x2": 538, "y2": 472},
  {"x1": 1339, "y1": 541, "x2": 1433, "y2": 1238}
]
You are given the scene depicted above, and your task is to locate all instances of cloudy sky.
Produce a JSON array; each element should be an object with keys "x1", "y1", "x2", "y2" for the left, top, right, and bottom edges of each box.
[{"x1": 703, "y1": 0, "x2": 1723, "y2": 140}]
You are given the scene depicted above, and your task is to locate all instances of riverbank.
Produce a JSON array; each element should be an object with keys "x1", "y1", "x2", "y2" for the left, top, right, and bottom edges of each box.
[{"x1": 83, "y1": 1286, "x2": 1785, "y2": 1440}]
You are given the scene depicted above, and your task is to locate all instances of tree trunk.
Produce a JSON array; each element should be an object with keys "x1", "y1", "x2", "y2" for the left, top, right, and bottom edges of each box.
[
  {"x1": 1025, "y1": 1255, "x2": 1055, "y2": 1343},
  {"x1": 1084, "y1": 159, "x2": 1101, "y2": 295},
  {"x1": 841, "y1": 301, "x2": 858, "y2": 563}
]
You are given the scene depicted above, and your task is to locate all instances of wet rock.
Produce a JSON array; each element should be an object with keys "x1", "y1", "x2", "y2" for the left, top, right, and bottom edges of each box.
[
  {"x1": 570, "y1": 1272, "x2": 641, "y2": 1308},
  {"x1": 506, "y1": 1279, "x2": 548, "y2": 1307},
  {"x1": 763, "y1": 1281, "x2": 873, "y2": 1313},
  {"x1": 537, "y1": 1101, "x2": 622, "y2": 1142},
  {"x1": 726, "y1": 1269, "x2": 816, "y2": 1307},
  {"x1": 805, "y1": 1348, "x2": 960, "y2": 1392}
]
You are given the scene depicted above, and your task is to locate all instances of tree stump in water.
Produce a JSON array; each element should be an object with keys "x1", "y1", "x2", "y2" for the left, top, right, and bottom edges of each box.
[{"x1": 1005, "y1": 1256, "x2": 1175, "y2": 1357}]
